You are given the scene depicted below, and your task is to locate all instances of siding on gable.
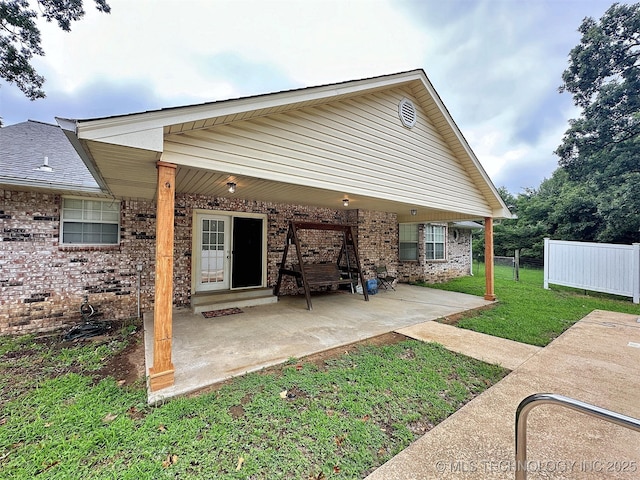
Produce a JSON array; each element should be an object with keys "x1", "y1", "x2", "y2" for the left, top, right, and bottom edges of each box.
[{"x1": 163, "y1": 88, "x2": 494, "y2": 218}]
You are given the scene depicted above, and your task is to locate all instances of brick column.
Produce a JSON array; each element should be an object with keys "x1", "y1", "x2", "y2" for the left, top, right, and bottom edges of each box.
[
  {"x1": 484, "y1": 217, "x2": 496, "y2": 301},
  {"x1": 149, "y1": 161, "x2": 176, "y2": 391}
]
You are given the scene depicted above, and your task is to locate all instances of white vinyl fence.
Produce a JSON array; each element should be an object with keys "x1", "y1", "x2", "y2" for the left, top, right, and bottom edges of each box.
[{"x1": 543, "y1": 238, "x2": 640, "y2": 303}]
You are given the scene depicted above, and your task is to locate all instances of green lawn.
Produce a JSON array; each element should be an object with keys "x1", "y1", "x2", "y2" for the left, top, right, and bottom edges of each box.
[
  {"x1": 425, "y1": 265, "x2": 640, "y2": 346},
  {"x1": 5, "y1": 265, "x2": 633, "y2": 478},
  {"x1": 0, "y1": 327, "x2": 506, "y2": 479}
]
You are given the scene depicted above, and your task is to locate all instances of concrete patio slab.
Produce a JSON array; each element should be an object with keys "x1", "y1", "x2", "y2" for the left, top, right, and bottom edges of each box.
[
  {"x1": 398, "y1": 321, "x2": 542, "y2": 370},
  {"x1": 366, "y1": 310, "x2": 640, "y2": 479},
  {"x1": 144, "y1": 284, "x2": 494, "y2": 404}
]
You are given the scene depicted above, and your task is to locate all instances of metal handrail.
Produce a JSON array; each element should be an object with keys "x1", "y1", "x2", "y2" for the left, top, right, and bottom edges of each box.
[{"x1": 515, "y1": 393, "x2": 640, "y2": 480}]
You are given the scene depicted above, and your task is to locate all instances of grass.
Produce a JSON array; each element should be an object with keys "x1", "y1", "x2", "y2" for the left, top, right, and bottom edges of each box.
[
  {"x1": 6, "y1": 264, "x2": 630, "y2": 477},
  {"x1": 424, "y1": 265, "x2": 640, "y2": 346},
  {"x1": 0, "y1": 327, "x2": 507, "y2": 479}
]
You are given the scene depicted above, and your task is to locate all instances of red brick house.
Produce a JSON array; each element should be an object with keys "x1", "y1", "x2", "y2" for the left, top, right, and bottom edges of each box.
[{"x1": 1, "y1": 70, "x2": 510, "y2": 391}]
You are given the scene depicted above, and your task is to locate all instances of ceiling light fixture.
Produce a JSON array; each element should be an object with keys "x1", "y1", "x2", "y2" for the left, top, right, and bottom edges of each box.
[
  {"x1": 343, "y1": 198, "x2": 349, "y2": 207},
  {"x1": 227, "y1": 182, "x2": 236, "y2": 194}
]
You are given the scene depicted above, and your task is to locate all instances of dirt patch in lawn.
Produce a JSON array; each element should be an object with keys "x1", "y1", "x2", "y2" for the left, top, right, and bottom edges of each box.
[
  {"x1": 1, "y1": 320, "x2": 144, "y2": 385},
  {"x1": 95, "y1": 328, "x2": 146, "y2": 386},
  {"x1": 437, "y1": 303, "x2": 497, "y2": 325}
]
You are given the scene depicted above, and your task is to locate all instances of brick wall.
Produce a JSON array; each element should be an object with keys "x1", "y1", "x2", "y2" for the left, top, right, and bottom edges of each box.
[
  {"x1": 355, "y1": 210, "x2": 398, "y2": 278},
  {"x1": 173, "y1": 194, "x2": 356, "y2": 299},
  {"x1": 1, "y1": 190, "x2": 400, "y2": 334},
  {"x1": 397, "y1": 224, "x2": 474, "y2": 283},
  {"x1": 1, "y1": 190, "x2": 157, "y2": 334}
]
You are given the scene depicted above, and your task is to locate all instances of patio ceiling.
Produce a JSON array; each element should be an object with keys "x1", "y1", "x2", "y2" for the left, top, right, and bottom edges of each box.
[
  {"x1": 67, "y1": 140, "x2": 491, "y2": 224},
  {"x1": 174, "y1": 167, "x2": 492, "y2": 223}
]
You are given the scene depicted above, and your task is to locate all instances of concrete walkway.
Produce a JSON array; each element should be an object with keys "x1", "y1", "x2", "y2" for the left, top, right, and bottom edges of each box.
[
  {"x1": 398, "y1": 321, "x2": 542, "y2": 371},
  {"x1": 367, "y1": 310, "x2": 640, "y2": 480}
]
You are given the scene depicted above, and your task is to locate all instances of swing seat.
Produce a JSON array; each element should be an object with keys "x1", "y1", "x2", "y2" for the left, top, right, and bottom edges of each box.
[
  {"x1": 288, "y1": 263, "x2": 355, "y2": 289},
  {"x1": 303, "y1": 263, "x2": 356, "y2": 288},
  {"x1": 273, "y1": 221, "x2": 369, "y2": 310}
]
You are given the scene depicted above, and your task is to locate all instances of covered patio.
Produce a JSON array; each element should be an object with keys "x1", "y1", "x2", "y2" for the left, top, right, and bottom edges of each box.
[
  {"x1": 144, "y1": 284, "x2": 494, "y2": 403},
  {"x1": 61, "y1": 70, "x2": 512, "y2": 395}
]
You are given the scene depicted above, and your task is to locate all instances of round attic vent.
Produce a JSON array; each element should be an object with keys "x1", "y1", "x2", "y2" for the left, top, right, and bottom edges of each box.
[{"x1": 398, "y1": 98, "x2": 417, "y2": 128}]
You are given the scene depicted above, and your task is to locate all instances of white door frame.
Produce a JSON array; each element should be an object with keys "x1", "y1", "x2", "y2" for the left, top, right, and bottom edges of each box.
[
  {"x1": 194, "y1": 213, "x2": 231, "y2": 292},
  {"x1": 192, "y1": 209, "x2": 268, "y2": 294}
]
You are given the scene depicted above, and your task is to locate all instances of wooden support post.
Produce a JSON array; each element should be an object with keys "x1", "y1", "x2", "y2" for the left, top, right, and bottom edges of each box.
[
  {"x1": 149, "y1": 161, "x2": 176, "y2": 391},
  {"x1": 484, "y1": 217, "x2": 496, "y2": 301}
]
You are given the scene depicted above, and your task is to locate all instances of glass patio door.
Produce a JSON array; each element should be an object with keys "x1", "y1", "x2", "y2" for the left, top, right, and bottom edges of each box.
[{"x1": 196, "y1": 214, "x2": 230, "y2": 291}]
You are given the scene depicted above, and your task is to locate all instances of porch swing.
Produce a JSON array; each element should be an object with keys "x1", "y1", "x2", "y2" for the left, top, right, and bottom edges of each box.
[{"x1": 273, "y1": 221, "x2": 369, "y2": 310}]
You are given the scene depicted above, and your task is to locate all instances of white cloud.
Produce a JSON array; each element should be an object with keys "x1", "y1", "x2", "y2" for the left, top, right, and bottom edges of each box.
[
  {"x1": 37, "y1": 0, "x2": 429, "y2": 101},
  {"x1": 465, "y1": 125, "x2": 529, "y2": 177}
]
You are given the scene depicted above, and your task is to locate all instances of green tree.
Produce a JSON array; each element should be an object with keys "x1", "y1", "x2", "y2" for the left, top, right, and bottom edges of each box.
[
  {"x1": 1, "y1": 0, "x2": 110, "y2": 100},
  {"x1": 481, "y1": 170, "x2": 605, "y2": 262},
  {"x1": 555, "y1": 2, "x2": 640, "y2": 244},
  {"x1": 492, "y1": 178, "x2": 561, "y2": 259}
]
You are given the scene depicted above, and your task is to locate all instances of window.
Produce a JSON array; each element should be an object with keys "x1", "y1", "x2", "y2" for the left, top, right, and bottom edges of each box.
[
  {"x1": 399, "y1": 224, "x2": 418, "y2": 261},
  {"x1": 425, "y1": 224, "x2": 446, "y2": 260},
  {"x1": 61, "y1": 198, "x2": 120, "y2": 245}
]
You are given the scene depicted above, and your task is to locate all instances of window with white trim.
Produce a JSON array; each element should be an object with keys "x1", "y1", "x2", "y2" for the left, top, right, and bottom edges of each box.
[
  {"x1": 61, "y1": 198, "x2": 120, "y2": 245},
  {"x1": 399, "y1": 224, "x2": 418, "y2": 261},
  {"x1": 425, "y1": 224, "x2": 446, "y2": 260}
]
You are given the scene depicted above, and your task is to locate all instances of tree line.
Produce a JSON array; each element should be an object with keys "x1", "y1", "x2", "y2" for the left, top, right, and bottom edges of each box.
[{"x1": 478, "y1": 3, "x2": 640, "y2": 261}]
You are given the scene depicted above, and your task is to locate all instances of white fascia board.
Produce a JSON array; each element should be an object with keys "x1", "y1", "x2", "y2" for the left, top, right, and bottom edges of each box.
[
  {"x1": 415, "y1": 72, "x2": 512, "y2": 219},
  {"x1": 84, "y1": 127, "x2": 165, "y2": 152},
  {"x1": 56, "y1": 117, "x2": 112, "y2": 195},
  {"x1": 73, "y1": 71, "x2": 425, "y2": 144},
  {"x1": 56, "y1": 117, "x2": 77, "y2": 133},
  {"x1": 494, "y1": 206, "x2": 516, "y2": 219}
]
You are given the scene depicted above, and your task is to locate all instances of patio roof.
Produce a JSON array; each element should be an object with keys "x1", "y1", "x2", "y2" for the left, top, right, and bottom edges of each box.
[
  {"x1": 58, "y1": 70, "x2": 512, "y2": 224},
  {"x1": 56, "y1": 70, "x2": 506, "y2": 394}
]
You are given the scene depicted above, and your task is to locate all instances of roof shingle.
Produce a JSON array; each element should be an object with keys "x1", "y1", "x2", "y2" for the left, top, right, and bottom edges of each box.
[{"x1": 0, "y1": 120, "x2": 100, "y2": 192}]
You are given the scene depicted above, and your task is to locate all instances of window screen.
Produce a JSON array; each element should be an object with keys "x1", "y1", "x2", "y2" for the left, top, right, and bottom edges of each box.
[
  {"x1": 61, "y1": 198, "x2": 120, "y2": 245},
  {"x1": 399, "y1": 224, "x2": 419, "y2": 261}
]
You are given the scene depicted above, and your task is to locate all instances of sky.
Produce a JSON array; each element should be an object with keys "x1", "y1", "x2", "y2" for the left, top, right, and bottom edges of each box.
[{"x1": 0, "y1": 0, "x2": 630, "y2": 194}]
